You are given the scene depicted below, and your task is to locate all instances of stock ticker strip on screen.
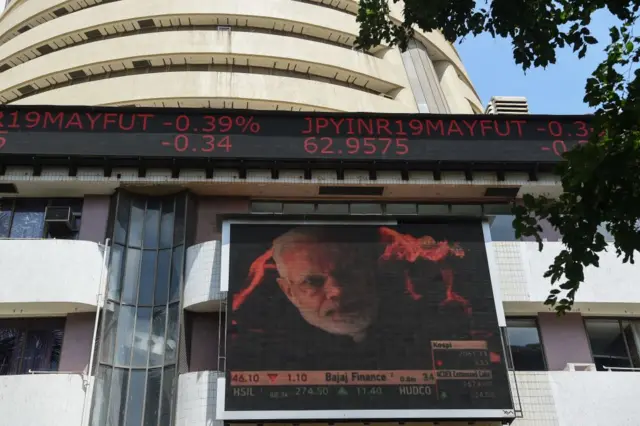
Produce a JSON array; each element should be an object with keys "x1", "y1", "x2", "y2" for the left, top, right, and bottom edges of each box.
[
  {"x1": 0, "y1": 105, "x2": 598, "y2": 164},
  {"x1": 222, "y1": 222, "x2": 514, "y2": 413}
]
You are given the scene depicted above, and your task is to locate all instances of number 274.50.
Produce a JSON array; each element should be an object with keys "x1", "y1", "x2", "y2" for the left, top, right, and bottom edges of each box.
[{"x1": 303, "y1": 137, "x2": 409, "y2": 156}]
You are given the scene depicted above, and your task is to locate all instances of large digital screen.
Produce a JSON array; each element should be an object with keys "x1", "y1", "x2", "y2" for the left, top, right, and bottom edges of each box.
[
  {"x1": 0, "y1": 105, "x2": 593, "y2": 164},
  {"x1": 218, "y1": 221, "x2": 515, "y2": 421}
]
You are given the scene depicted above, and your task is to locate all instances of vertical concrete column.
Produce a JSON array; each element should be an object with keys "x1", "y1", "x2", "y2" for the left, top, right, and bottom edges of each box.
[
  {"x1": 399, "y1": 40, "x2": 450, "y2": 113},
  {"x1": 433, "y1": 60, "x2": 474, "y2": 114},
  {"x1": 537, "y1": 312, "x2": 593, "y2": 370},
  {"x1": 78, "y1": 195, "x2": 111, "y2": 243},
  {"x1": 194, "y1": 197, "x2": 250, "y2": 244},
  {"x1": 59, "y1": 312, "x2": 96, "y2": 373},
  {"x1": 187, "y1": 312, "x2": 221, "y2": 372}
]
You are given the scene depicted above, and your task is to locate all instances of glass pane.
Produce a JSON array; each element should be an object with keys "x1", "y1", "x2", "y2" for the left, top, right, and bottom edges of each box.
[
  {"x1": 159, "y1": 366, "x2": 175, "y2": 426},
  {"x1": 132, "y1": 308, "x2": 152, "y2": 367},
  {"x1": 124, "y1": 370, "x2": 147, "y2": 426},
  {"x1": 585, "y1": 319, "x2": 632, "y2": 371},
  {"x1": 143, "y1": 199, "x2": 161, "y2": 249},
  {"x1": 128, "y1": 198, "x2": 145, "y2": 248},
  {"x1": 0, "y1": 327, "x2": 22, "y2": 375},
  {"x1": 143, "y1": 368, "x2": 162, "y2": 426},
  {"x1": 506, "y1": 319, "x2": 546, "y2": 371},
  {"x1": 107, "y1": 244, "x2": 124, "y2": 302},
  {"x1": 149, "y1": 307, "x2": 166, "y2": 367},
  {"x1": 154, "y1": 249, "x2": 171, "y2": 306},
  {"x1": 173, "y1": 196, "x2": 185, "y2": 245},
  {"x1": 159, "y1": 199, "x2": 174, "y2": 249},
  {"x1": 100, "y1": 302, "x2": 118, "y2": 364},
  {"x1": 622, "y1": 321, "x2": 640, "y2": 368},
  {"x1": 138, "y1": 250, "x2": 157, "y2": 306},
  {"x1": 90, "y1": 365, "x2": 112, "y2": 426},
  {"x1": 165, "y1": 304, "x2": 179, "y2": 363},
  {"x1": 114, "y1": 306, "x2": 136, "y2": 366},
  {"x1": 48, "y1": 328, "x2": 64, "y2": 372},
  {"x1": 0, "y1": 200, "x2": 12, "y2": 237},
  {"x1": 489, "y1": 215, "x2": 517, "y2": 242},
  {"x1": 18, "y1": 328, "x2": 63, "y2": 374},
  {"x1": 169, "y1": 246, "x2": 183, "y2": 302},
  {"x1": 9, "y1": 199, "x2": 46, "y2": 238},
  {"x1": 114, "y1": 194, "x2": 131, "y2": 245},
  {"x1": 121, "y1": 248, "x2": 141, "y2": 305},
  {"x1": 107, "y1": 367, "x2": 129, "y2": 426}
]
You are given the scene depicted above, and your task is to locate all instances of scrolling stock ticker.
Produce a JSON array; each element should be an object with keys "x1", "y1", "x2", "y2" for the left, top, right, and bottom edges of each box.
[
  {"x1": 224, "y1": 223, "x2": 513, "y2": 413},
  {"x1": 0, "y1": 105, "x2": 597, "y2": 162}
]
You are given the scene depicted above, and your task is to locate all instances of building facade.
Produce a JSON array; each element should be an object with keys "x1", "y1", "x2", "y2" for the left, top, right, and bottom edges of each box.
[
  {"x1": 0, "y1": 0, "x2": 480, "y2": 113},
  {"x1": 0, "y1": 2, "x2": 639, "y2": 426}
]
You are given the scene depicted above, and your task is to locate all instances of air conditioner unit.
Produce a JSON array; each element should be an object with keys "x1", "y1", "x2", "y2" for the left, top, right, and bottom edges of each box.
[
  {"x1": 485, "y1": 96, "x2": 529, "y2": 115},
  {"x1": 44, "y1": 206, "x2": 75, "y2": 237},
  {"x1": 564, "y1": 363, "x2": 596, "y2": 372}
]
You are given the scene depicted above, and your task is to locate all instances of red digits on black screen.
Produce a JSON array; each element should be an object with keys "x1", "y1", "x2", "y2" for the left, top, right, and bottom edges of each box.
[
  {"x1": 219, "y1": 116, "x2": 233, "y2": 132},
  {"x1": 552, "y1": 140, "x2": 567, "y2": 156},
  {"x1": 174, "y1": 135, "x2": 189, "y2": 152},
  {"x1": 346, "y1": 137, "x2": 359, "y2": 154},
  {"x1": 203, "y1": 116, "x2": 216, "y2": 132},
  {"x1": 168, "y1": 135, "x2": 232, "y2": 153},
  {"x1": 202, "y1": 135, "x2": 232, "y2": 152},
  {"x1": 175, "y1": 115, "x2": 190, "y2": 132},
  {"x1": 306, "y1": 137, "x2": 408, "y2": 156},
  {"x1": 0, "y1": 135, "x2": 6, "y2": 149},
  {"x1": 574, "y1": 120, "x2": 589, "y2": 137},
  {"x1": 25, "y1": 112, "x2": 40, "y2": 128},
  {"x1": 548, "y1": 121, "x2": 563, "y2": 137},
  {"x1": 321, "y1": 138, "x2": 334, "y2": 154},
  {"x1": 408, "y1": 119, "x2": 423, "y2": 135}
]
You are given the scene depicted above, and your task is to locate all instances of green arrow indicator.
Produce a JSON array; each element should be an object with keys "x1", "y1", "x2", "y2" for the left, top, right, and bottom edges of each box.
[{"x1": 337, "y1": 387, "x2": 349, "y2": 396}]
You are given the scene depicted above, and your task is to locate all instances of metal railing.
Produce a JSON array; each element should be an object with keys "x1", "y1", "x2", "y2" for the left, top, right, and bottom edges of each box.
[{"x1": 603, "y1": 366, "x2": 640, "y2": 372}]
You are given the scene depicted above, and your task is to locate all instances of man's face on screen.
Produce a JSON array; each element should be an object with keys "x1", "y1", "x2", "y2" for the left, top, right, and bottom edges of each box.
[{"x1": 275, "y1": 237, "x2": 379, "y2": 341}]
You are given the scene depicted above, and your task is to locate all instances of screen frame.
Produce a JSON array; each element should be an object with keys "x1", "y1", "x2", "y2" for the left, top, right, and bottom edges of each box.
[{"x1": 216, "y1": 218, "x2": 516, "y2": 421}]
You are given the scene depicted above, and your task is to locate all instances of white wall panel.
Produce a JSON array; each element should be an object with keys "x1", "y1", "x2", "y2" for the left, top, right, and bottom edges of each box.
[
  {"x1": 0, "y1": 374, "x2": 91, "y2": 426},
  {"x1": 176, "y1": 371, "x2": 221, "y2": 426},
  {"x1": 0, "y1": 239, "x2": 104, "y2": 315},
  {"x1": 184, "y1": 240, "x2": 223, "y2": 311},
  {"x1": 494, "y1": 242, "x2": 640, "y2": 312}
]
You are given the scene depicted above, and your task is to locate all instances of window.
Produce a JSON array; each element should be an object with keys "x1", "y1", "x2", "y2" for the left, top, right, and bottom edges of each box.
[
  {"x1": 489, "y1": 215, "x2": 616, "y2": 243},
  {"x1": 585, "y1": 319, "x2": 640, "y2": 371},
  {"x1": 0, "y1": 318, "x2": 65, "y2": 375},
  {"x1": 0, "y1": 198, "x2": 83, "y2": 239},
  {"x1": 489, "y1": 215, "x2": 562, "y2": 242},
  {"x1": 505, "y1": 318, "x2": 547, "y2": 371}
]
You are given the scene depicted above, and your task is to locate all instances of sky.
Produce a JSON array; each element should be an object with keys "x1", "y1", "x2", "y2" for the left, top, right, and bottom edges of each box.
[{"x1": 456, "y1": 11, "x2": 632, "y2": 114}]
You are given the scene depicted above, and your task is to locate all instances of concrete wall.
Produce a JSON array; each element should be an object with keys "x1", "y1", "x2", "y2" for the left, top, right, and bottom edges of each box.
[
  {"x1": 537, "y1": 313, "x2": 593, "y2": 371},
  {"x1": 495, "y1": 241, "x2": 640, "y2": 315},
  {"x1": 78, "y1": 195, "x2": 110, "y2": 243},
  {"x1": 0, "y1": 0, "x2": 480, "y2": 112},
  {"x1": 194, "y1": 198, "x2": 249, "y2": 244},
  {"x1": 175, "y1": 371, "x2": 220, "y2": 426},
  {"x1": 188, "y1": 313, "x2": 221, "y2": 372},
  {"x1": 0, "y1": 239, "x2": 104, "y2": 316},
  {"x1": 184, "y1": 241, "x2": 222, "y2": 311},
  {"x1": 59, "y1": 312, "x2": 96, "y2": 373},
  {"x1": 511, "y1": 371, "x2": 640, "y2": 426},
  {"x1": 0, "y1": 374, "x2": 90, "y2": 426}
]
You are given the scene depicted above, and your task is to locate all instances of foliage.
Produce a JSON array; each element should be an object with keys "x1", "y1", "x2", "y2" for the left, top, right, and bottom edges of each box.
[{"x1": 355, "y1": 0, "x2": 640, "y2": 313}]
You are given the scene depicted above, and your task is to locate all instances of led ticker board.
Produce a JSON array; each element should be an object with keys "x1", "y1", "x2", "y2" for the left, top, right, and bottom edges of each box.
[
  {"x1": 0, "y1": 105, "x2": 594, "y2": 164},
  {"x1": 217, "y1": 222, "x2": 515, "y2": 421}
]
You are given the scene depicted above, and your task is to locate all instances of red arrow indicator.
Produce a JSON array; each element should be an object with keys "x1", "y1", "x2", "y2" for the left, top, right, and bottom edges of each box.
[{"x1": 267, "y1": 373, "x2": 278, "y2": 383}]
